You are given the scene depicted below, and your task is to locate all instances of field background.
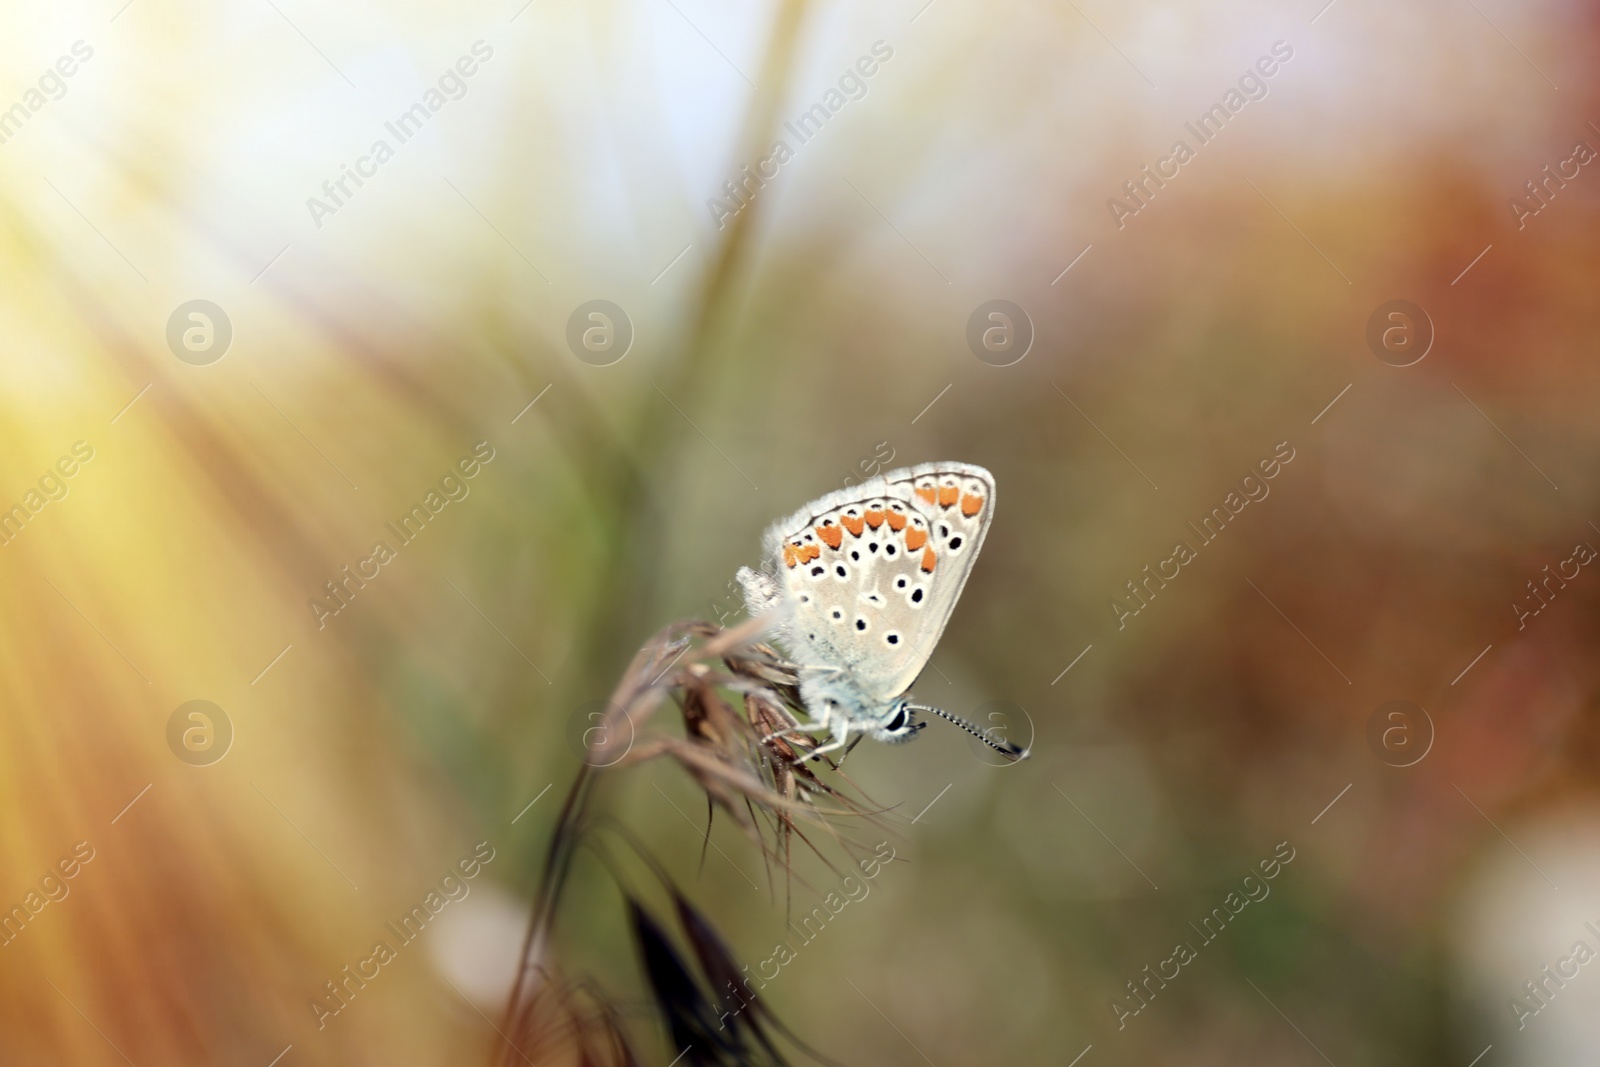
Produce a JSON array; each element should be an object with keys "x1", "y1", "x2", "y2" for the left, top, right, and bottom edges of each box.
[{"x1": 2, "y1": 0, "x2": 1599, "y2": 1063}]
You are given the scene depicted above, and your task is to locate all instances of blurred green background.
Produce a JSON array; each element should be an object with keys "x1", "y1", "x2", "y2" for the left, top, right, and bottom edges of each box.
[{"x1": 3, "y1": 0, "x2": 1600, "y2": 1063}]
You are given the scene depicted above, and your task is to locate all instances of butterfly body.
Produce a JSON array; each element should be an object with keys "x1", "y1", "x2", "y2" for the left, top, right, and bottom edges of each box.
[{"x1": 737, "y1": 462, "x2": 1013, "y2": 761}]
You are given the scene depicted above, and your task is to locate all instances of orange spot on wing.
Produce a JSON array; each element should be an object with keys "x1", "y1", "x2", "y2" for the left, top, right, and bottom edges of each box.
[
  {"x1": 816, "y1": 524, "x2": 843, "y2": 549},
  {"x1": 783, "y1": 544, "x2": 799, "y2": 568},
  {"x1": 937, "y1": 486, "x2": 959, "y2": 507},
  {"x1": 921, "y1": 547, "x2": 937, "y2": 572},
  {"x1": 960, "y1": 493, "x2": 984, "y2": 517},
  {"x1": 915, "y1": 487, "x2": 937, "y2": 505},
  {"x1": 802, "y1": 544, "x2": 820, "y2": 563},
  {"x1": 865, "y1": 508, "x2": 885, "y2": 529},
  {"x1": 886, "y1": 511, "x2": 907, "y2": 531},
  {"x1": 841, "y1": 515, "x2": 865, "y2": 537},
  {"x1": 905, "y1": 527, "x2": 927, "y2": 551}
]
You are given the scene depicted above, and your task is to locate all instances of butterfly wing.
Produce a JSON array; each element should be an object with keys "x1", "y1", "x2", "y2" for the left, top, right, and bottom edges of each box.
[{"x1": 762, "y1": 462, "x2": 996, "y2": 708}]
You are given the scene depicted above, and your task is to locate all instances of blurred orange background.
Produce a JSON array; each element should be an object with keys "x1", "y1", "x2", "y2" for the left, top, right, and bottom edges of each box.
[{"x1": 2, "y1": 0, "x2": 1600, "y2": 1063}]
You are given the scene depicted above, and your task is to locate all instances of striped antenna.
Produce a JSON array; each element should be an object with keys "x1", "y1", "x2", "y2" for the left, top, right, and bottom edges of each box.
[{"x1": 907, "y1": 704, "x2": 1030, "y2": 761}]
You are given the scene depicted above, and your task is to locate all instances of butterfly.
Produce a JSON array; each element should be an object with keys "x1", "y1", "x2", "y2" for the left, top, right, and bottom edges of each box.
[{"x1": 736, "y1": 461, "x2": 1028, "y2": 763}]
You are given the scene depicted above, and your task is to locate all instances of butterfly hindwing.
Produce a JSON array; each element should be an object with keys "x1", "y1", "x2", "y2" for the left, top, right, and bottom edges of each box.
[{"x1": 765, "y1": 462, "x2": 996, "y2": 708}]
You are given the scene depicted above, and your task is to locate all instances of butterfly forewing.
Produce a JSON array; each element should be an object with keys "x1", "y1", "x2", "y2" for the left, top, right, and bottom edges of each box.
[{"x1": 765, "y1": 462, "x2": 996, "y2": 706}]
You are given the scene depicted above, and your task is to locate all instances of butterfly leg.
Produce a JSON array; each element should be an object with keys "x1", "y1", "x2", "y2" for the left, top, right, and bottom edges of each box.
[
  {"x1": 834, "y1": 734, "x2": 867, "y2": 767},
  {"x1": 795, "y1": 716, "x2": 858, "y2": 764},
  {"x1": 796, "y1": 737, "x2": 845, "y2": 763},
  {"x1": 759, "y1": 704, "x2": 830, "y2": 747},
  {"x1": 760, "y1": 723, "x2": 825, "y2": 746}
]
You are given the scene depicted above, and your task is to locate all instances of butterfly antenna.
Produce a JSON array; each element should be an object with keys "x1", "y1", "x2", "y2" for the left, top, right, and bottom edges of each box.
[{"x1": 908, "y1": 704, "x2": 1030, "y2": 761}]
